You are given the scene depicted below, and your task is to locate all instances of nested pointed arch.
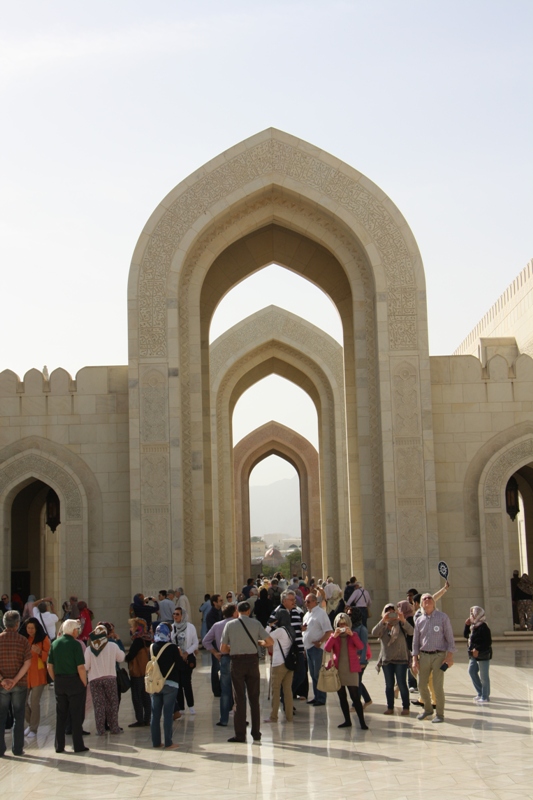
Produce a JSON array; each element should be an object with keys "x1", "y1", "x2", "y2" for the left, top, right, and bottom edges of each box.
[
  {"x1": 128, "y1": 129, "x2": 435, "y2": 611},
  {"x1": 234, "y1": 422, "x2": 321, "y2": 582}
]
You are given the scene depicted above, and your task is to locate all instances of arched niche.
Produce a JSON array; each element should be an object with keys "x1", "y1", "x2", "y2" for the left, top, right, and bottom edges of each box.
[
  {"x1": 0, "y1": 438, "x2": 99, "y2": 601},
  {"x1": 234, "y1": 421, "x2": 321, "y2": 583},
  {"x1": 128, "y1": 128, "x2": 435, "y2": 609}
]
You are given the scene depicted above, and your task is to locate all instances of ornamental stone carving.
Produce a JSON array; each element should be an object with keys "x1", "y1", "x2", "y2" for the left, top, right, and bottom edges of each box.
[
  {"x1": 392, "y1": 361, "x2": 420, "y2": 435},
  {"x1": 484, "y1": 439, "x2": 533, "y2": 508},
  {"x1": 484, "y1": 513, "x2": 505, "y2": 593},
  {"x1": 140, "y1": 369, "x2": 168, "y2": 443},
  {"x1": 0, "y1": 454, "x2": 82, "y2": 520},
  {"x1": 142, "y1": 513, "x2": 170, "y2": 590}
]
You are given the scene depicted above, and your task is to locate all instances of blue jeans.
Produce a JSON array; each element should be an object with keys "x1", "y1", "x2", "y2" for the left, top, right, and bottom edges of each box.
[
  {"x1": 0, "y1": 686, "x2": 27, "y2": 756},
  {"x1": 150, "y1": 684, "x2": 178, "y2": 747},
  {"x1": 219, "y1": 655, "x2": 232, "y2": 724},
  {"x1": 382, "y1": 662, "x2": 409, "y2": 709},
  {"x1": 468, "y1": 658, "x2": 490, "y2": 700},
  {"x1": 307, "y1": 646, "x2": 326, "y2": 704}
]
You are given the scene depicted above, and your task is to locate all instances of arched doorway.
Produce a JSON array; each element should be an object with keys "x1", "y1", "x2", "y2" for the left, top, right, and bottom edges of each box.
[
  {"x1": 234, "y1": 421, "x2": 321, "y2": 583},
  {"x1": 128, "y1": 128, "x2": 435, "y2": 611}
]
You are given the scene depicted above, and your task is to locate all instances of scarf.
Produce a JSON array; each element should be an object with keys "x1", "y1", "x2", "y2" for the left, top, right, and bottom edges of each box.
[
  {"x1": 88, "y1": 625, "x2": 108, "y2": 656},
  {"x1": 129, "y1": 617, "x2": 152, "y2": 641},
  {"x1": 468, "y1": 606, "x2": 486, "y2": 649},
  {"x1": 154, "y1": 623, "x2": 171, "y2": 643},
  {"x1": 171, "y1": 613, "x2": 189, "y2": 650}
]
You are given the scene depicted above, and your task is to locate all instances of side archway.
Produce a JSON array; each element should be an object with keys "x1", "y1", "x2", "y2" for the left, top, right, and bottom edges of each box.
[
  {"x1": 234, "y1": 421, "x2": 321, "y2": 583},
  {"x1": 477, "y1": 427, "x2": 533, "y2": 631},
  {"x1": 0, "y1": 437, "x2": 102, "y2": 601}
]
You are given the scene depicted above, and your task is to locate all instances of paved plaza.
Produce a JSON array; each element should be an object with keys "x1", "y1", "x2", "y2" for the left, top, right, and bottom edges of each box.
[{"x1": 0, "y1": 641, "x2": 532, "y2": 800}]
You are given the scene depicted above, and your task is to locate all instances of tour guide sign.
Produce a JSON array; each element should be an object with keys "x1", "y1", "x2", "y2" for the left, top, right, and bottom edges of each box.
[{"x1": 438, "y1": 561, "x2": 449, "y2": 581}]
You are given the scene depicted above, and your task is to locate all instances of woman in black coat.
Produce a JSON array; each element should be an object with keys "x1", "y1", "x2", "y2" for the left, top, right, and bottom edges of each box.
[{"x1": 464, "y1": 606, "x2": 492, "y2": 704}]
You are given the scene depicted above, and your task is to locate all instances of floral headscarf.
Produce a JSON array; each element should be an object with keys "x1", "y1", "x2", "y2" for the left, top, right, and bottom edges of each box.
[
  {"x1": 129, "y1": 617, "x2": 152, "y2": 641},
  {"x1": 88, "y1": 624, "x2": 109, "y2": 656}
]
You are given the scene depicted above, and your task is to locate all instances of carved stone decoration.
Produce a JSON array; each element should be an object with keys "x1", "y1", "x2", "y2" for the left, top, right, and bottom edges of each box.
[
  {"x1": 484, "y1": 513, "x2": 505, "y2": 593},
  {"x1": 141, "y1": 454, "x2": 169, "y2": 505},
  {"x1": 0, "y1": 454, "x2": 82, "y2": 520},
  {"x1": 137, "y1": 137, "x2": 416, "y2": 358},
  {"x1": 142, "y1": 513, "x2": 170, "y2": 590},
  {"x1": 392, "y1": 361, "x2": 420, "y2": 435},
  {"x1": 395, "y1": 446, "x2": 424, "y2": 496},
  {"x1": 388, "y1": 289, "x2": 418, "y2": 351},
  {"x1": 397, "y1": 508, "x2": 425, "y2": 550},
  {"x1": 401, "y1": 557, "x2": 427, "y2": 584},
  {"x1": 140, "y1": 369, "x2": 168, "y2": 443},
  {"x1": 64, "y1": 524, "x2": 84, "y2": 597},
  {"x1": 484, "y1": 439, "x2": 533, "y2": 508}
]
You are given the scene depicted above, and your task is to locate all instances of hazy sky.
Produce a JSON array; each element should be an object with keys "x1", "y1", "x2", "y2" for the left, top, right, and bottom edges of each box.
[{"x1": 1, "y1": 1, "x2": 532, "y2": 488}]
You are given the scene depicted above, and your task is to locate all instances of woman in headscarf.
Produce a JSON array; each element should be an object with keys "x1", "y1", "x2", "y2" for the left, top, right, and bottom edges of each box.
[
  {"x1": 170, "y1": 607, "x2": 199, "y2": 715},
  {"x1": 515, "y1": 574, "x2": 533, "y2": 630},
  {"x1": 464, "y1": 606, "x2": 492, "y2": 703},
  {"x1": 150, "y1": 623, "x2": 181, "y2": 750},
  {"x1": 253, "y1": 588, "x2": 271, "y2": 627},
  {"x1": 348, "y1": 607, "x2": 372, "y2": 708},
  {"x1": 265, "y1": 609, "x2": 296, "y2": 723},
  {"x1": 84, "y1": 624, "x2": 125, "y2": 735},
  {"x1": 20, "y1": 616, "x2": 51, "y2": 737},
  {"x1": 225, "y1": 591, "x2": 237, "y2": 604},
  {"x1": 125, "y1": 618, "x2": 153, "y2": 727},
  {"x1": 324, "y1": 613, "x2": 368, "y2": 730},
  {"x1": 77, "y1": 601, "x2": 92, "y2": 642},
  {"x1": 372, "y1": 603, "x2": 413, "y2": 716}
]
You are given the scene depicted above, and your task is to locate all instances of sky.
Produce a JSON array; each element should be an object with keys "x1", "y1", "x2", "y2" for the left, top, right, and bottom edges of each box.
[{"x1": 1, "y1": 1, "x2": 532, "y2": 488}]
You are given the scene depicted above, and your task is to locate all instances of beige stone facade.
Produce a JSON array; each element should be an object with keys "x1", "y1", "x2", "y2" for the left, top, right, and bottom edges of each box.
[{"x1": 1, "y1": 129, "x2": 531, "y2": 634}]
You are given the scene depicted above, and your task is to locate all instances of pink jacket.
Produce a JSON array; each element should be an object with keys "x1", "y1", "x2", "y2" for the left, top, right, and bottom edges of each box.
[{"x1": 324, "y1": 631, "x2": 363, "y2": 673}]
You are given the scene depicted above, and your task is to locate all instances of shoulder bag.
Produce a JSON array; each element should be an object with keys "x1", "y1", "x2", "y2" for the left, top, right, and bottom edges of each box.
[{"x1": 317, "y1": 647, "x2": 341, "y2": 692}]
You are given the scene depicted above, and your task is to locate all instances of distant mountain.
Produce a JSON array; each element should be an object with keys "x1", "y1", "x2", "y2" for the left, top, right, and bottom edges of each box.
[{"x1": 249, "y1": 474, "x2": 300, "y2": 537}]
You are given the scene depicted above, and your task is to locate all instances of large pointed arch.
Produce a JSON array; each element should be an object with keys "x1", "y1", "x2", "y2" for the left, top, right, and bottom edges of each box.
[
  {"x1": 234, "y1": 421, "x2": 321, "y2": 583},
  {"x1": 127, "y1": 129, "x2": 435, "y2": 610}
]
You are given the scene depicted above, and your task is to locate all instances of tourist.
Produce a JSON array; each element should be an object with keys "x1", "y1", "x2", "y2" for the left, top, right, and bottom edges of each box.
[
  {"x1": 242, "y1": 578, "x2": 254, "y2": 598},
  {"x1": 265, "y1": 608, "x2": 296, "y2": 723},
  {"x1": 324, "y1": 613, "x2": 368, "y2": 730},
  {"x1": 220, "y1": 601, "x2": 273, "y2": 743},
  {"x1": 199, "y1": 593, "x2": 212, "y2": 641},
  {"x1": 21, "y1": 594, "x2": 37, "y2": 621},
  {"x1": 206, "y1": 594, "x2": 223, "y2": 697},
  {"x1": 150, "y1": 623, "x2": 181, "y2": 750},
  {"x1": 464, "y1": 606, "x2": 492, "y2": 703},
  {"x1": 20, "y1": 616, "x2": 51, "y2": 738},
  {"x1": 84, "y1": 624, "x2": 125, "y2": 735},
  {"x1": 202, "y1": 603, "x2": 238, "y2": 727},
  {"x1": 411, "y1": 593, "x2": 455, "y2": 723},
  {"x1": 125, "y1": 618, "x2": 152, "y2": 727},
  {"x1": 252, "y1": 588, "x2": 271, "y2": 627},
  {"x1": 324, "y1": 577, "x2": 343, "y2": 622},
  {"x1": 345, "y1": 581, "x2": 372, "y2": 627},
  {"x1": 157, "y1": 590, "x2": 175, "y2": 627},
  {"x1": 0, "y1": 610, "x2": 32, "y2": 757},
  {"x1": 131, "y1": 594, "x2": 159, "y2": 629},
  {"x1": 515, "y1": 573, "x2": 533, "y2": 630},
  {"x1": 175, "y1": 588, "x2": 191, "y2": 621},
  {"x1": 77, "y1": 601, "x2": 93, "y2": 642},
  {"x1": 348, "y1": 607, "x2": 372, "y2": 708},
  {"x1": 47, "y1": 618, "x2": 88, "y2": 753},
  {"x1": 170, "y1": 607, "x2": 198, "y2": 715},
  {"x1": 302, "y1": 592, "x2": 332, "y2": 706},
  {"x1": 33, "y1": 599, "x2": 59, "y2": 642},
  {"x1": 372, "y1": 603, "x2": 413, "y2": 716},
  {"x1": 268, "y1": 590, "x2": 307, "y2": 700}
]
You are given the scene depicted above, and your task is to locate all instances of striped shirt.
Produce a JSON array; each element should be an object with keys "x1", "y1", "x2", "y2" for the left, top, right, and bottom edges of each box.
[{"x1": 268, "y1": 606, "x2": 304, "y2": 652}]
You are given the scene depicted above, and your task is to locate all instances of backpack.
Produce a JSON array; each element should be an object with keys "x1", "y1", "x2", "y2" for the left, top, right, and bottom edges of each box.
[
  {"x1": 278, "y1": 639, "x2": 299, "y2": 671},
  {"x1": 144, "y1": 643, "x2": 173, "y2": 694}
]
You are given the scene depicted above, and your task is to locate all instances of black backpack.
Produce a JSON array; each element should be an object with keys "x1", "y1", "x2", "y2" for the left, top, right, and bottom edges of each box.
[{"x1": 278, "y1": 639, "x2": 299, "y2": 671}]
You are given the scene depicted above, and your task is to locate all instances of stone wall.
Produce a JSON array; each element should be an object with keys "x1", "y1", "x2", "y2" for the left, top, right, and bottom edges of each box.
[{"x1": 0, "y1": 366, "x2": 131, "y2": 637}]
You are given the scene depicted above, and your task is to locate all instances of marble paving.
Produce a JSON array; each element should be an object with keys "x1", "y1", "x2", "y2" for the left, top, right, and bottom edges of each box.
[{"x1": 1, "y1": 642, "x2": 532, "y2": 800}]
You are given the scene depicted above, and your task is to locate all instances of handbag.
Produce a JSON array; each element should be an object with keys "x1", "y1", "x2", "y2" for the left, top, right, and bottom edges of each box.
[
  {"x1": 474, "y1": 648, "x2": 492, "y2": 661},
  {"x1": 316, "y1": 647, "x2": 341, "y2": 692},
  {"x1": 116, "y1": 665, "x2": 131, "y2": 693}
]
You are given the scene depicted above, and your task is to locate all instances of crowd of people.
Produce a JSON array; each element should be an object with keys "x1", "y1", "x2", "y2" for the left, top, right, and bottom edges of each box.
[{"x1": 0, "y1": 571, "x2": 498, "y2": 756}]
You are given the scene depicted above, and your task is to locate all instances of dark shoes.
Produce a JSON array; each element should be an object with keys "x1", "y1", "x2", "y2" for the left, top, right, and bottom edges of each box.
[
  {"x1": 338, "y1": 721, "x2": 352, "y2": 728},
  {"x1": 227, "y1": 737, "x2": 246, "y2": 743},
  {"x1": 128, "y1": 722, "x2": 144, "y2": 728}
]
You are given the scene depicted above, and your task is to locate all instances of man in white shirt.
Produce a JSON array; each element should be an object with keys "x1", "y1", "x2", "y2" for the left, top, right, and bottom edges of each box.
[
  {"x1": 36, "y1": 601, "x2": 58, "y2": 642},
  {"x1": 302, "y1": 593, "x2": 332, "y2": 706}
]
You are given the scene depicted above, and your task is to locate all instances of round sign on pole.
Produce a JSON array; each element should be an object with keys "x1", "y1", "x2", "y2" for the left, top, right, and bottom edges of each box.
[
  {"x1": 301, "y1": 562, "x2": 308, "y2": 571},
  {"x1": 438, "y1": 561, "x2": 449, "y2": 580}
]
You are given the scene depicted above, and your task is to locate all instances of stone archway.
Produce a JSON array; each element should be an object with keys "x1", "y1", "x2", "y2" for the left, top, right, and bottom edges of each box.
[
  {"x1": 0, "y1": 437, "x2": 100, "y2": 601},
  {"x1": 128, "y1": 128, "x2": 435, "y2": 610},
  {"x1": 478, "y1": 429, "x2": 533, "y2": 631},
  {"x1": 234, "y1": 421, "x2": 321, "y2": 583},
  {"x1": 209, "y1": 306, "x2": 347, "y2": 590}
]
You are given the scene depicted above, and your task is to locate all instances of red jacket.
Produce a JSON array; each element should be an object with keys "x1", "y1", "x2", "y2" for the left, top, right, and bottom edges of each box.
[{"x1": 324, "y1": 631, "x2": 363, "y2": 673}]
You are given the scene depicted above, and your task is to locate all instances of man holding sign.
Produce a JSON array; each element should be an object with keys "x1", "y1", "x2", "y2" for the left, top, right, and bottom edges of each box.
[{"x1": 412, "y1": 594, "x2": 455, "y2": 723}]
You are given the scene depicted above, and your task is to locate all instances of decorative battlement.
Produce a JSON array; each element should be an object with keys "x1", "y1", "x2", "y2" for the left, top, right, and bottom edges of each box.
[
  {"x1": 0, "y1": 366, "x2": 128, "y2": 397},
  {"x1": 455, "y1": 259, "x2": 533, "y2": 355}
]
